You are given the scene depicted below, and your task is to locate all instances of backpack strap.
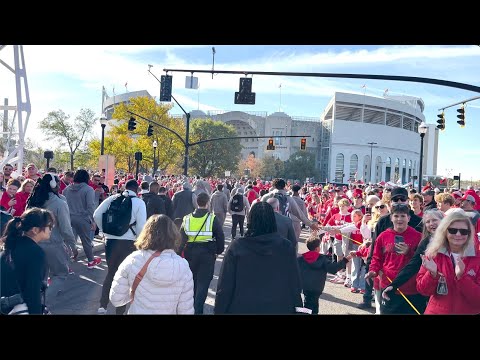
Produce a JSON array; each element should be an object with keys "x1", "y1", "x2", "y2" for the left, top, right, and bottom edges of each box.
[
  {"x1": 192, "y1": 213, "x2": 211, "y2": 243},
  {"x1": 127, "y1": 195, "x2": 137, "y2": 236},
  {"x1": 130, "y1": 250, "x2": 161, "y2": 301}
]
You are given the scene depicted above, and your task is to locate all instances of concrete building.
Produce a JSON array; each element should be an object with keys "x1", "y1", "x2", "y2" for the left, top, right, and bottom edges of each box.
[
  {"x1": 185, "y1": 92, "x2": 438, "y2": 183},
  {"x1": 103, "y1": 89, "x2": 438, "y2": 183}
]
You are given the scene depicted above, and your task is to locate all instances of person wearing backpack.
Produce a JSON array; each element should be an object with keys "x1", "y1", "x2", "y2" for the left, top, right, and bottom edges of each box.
[
  {"x1": 93, "y1": 179, "x2": 147, "y2": 315},
  {"x1": 228, "y1": 188, "x2": 250, "y2": 240},
  {"x1": 261, "y1": 178, "x2": 320, "y2": 235}
]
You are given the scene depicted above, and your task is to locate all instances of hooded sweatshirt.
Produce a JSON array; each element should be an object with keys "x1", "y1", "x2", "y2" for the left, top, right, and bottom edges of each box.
[
  {"x1": 298, "y1": 251, "x2": 349, "y2": 294},
  {"x1": 63, "y1": 182, "x2": 96, "y2": 222},
  {"x1": 214, "y1": 232, "x2": 302, "y2": 314}
]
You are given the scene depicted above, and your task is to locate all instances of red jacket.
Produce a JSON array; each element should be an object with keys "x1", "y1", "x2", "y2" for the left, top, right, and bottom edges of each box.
[
  {"x1": 0, "y1": 191, "x2": 28, "y2": 217},
  {"x1": 369, "y1": 226, "x2": 422, "y2": 295},
  {"x1": 416, "y1": 248, "x2": 480, "y2": 314}
]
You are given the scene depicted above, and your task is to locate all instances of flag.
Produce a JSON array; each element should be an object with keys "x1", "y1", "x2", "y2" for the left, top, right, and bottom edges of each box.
[
  {"x1": 279, "y1": 83, "x2": 282, "y2": 88},
  {"x1": 125, "y1": 82, "x2": 128, "y2": 88},
  {"x1": 440, "y1": 177, "x2": 447, "y2": 184},
  {"x1": 383, "y1": 89, "x2": 389, "y2": 96},
  {"x1": 102, "y1": 86, "x2": 109, "y2": 99},
  {"x1": 361, "y1": 84, "x2": 366, "y2": 89}
]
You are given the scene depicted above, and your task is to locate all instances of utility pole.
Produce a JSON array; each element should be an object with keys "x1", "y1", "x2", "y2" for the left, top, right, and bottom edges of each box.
[{"x1": 367, "y1": 142, "x2": 377, "y2": 183}]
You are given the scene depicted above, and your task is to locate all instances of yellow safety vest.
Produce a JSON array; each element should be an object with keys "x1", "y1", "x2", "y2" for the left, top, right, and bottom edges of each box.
[{"x1": 183, "y1": 213, "x2": 215, "y2": 243}]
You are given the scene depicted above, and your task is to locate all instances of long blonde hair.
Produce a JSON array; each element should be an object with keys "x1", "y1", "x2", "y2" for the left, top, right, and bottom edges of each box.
[{"x1": 425, "y1": 212, "x2": 475, "y2": 258}]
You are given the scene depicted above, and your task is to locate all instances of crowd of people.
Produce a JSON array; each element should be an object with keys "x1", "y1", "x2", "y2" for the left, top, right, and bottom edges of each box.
[{"x1": 1, "y1": 161, "x2": 480, "y2": 315}]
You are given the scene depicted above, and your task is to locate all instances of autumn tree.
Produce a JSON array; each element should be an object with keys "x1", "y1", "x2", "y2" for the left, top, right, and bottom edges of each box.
[
  {"x1": 39, "y1": 108, "x2": 96, "y2": 170},
  {"x1": 88, "y1": 97, "x2": 185, "y2": 174},
  {"x1": 237, "y1": 153, "x2": 261, "y2": 179},
  {"x1": 189, "y1": 119, "x2": 242, "y2": 177}
]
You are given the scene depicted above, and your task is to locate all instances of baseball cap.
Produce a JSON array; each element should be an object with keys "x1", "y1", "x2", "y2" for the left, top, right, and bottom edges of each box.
[
  {"x1": 461, "y1": 194, "x2": 476, "y2": 203},
  {"x1": 391, "y1": 187, "x2": 408, "y2": 199}
]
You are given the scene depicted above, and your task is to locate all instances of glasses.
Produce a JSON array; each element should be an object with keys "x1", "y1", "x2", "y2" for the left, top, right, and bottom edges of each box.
[
  {"x1": 375, "y1": 205, "x2": 386, "y2": 209},
  {"x1": 391, "y1": 196, "x2": 408, "y2": 202},
  {"x1": 447, "y1": 228, "x2": 470, "y2": 236}
]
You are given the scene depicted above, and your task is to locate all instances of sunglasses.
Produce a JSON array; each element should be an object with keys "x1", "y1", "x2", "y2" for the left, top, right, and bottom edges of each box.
[
  {"x1": 447, "y1": 228, "x2": 470, "y2": 236},
  {"x1": 391, "y1": 196, "x2": 408, "y2": 202},
  {"x1": 375, "y1": 205, "x2": 386, "y2": 209},
  {"x1": 391, "y1": 203, "x2": 410, "y2": 210}
]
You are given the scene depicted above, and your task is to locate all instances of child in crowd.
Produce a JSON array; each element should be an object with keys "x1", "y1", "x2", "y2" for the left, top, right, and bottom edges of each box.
[{"x1": 298, "y1": 236, "x2": 352, "y2": 314}]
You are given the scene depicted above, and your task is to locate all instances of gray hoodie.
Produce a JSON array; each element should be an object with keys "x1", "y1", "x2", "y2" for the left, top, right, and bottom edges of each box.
[
  {"x1": 42, "y1": 192, "x2": 76, "y2": 250},
  {"x1": 63, "y1": 182, "x2": 96, "y2": 222}
]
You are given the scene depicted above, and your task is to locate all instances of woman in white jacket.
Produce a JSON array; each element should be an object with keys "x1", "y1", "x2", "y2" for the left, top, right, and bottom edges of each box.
[{"x1": 109, "y1": 214, "x2": 194, "y2": 314}]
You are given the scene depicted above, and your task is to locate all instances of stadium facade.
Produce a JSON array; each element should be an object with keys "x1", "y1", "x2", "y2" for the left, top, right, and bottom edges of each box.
[{"x1": 103, "y1": 89, "x2": 438, "y2": 183}]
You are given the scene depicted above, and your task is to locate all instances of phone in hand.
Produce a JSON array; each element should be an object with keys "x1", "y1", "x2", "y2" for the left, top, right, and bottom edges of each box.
[
  {"x1": 365, "y1": 207, "x2": 372, "y2": 215},
  {"x1": 394, "y1": 235, "x2": 404, "y2": 253}
]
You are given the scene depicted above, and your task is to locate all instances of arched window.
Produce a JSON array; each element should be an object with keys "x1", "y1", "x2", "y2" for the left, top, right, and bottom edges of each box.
[
  {"x1": 408, "y1": 160, "x2": 412, "y2": 182},
  {"x1": 364, "y1": 155, "x2": 370, "y2": 182},
  {"x1": 335, "y1": 153, "x2": 344, "y2": 183},
  {"x1": 402, "y1": 159, "x2": 407, "y2": 184},
  {"x1": 385, "y1": 157, "x2": 392, "y2": 182},
  {"x1": 350, "y1": 154, "x2": 358, "y2": 181},
  {"x1": 376, "y1": 156, "x2": 383, "y2": 183}
]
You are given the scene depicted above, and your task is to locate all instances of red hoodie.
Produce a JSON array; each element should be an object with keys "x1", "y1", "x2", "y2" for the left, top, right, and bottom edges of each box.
[{"x1": 369, "y1": 226, "x2": 422, "y2": 295}]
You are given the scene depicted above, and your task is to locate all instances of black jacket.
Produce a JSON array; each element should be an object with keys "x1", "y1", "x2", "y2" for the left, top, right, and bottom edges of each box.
[
  {"x1": 0, "y1": 236, "x2": 47, "y2": 314},
  {"x1": 142, "y1": 192, "x2": 166, "y2": 219},
  {"x1": 298, "y1": 252, "x2": 348, "y2": 294},
  {"x1": 214, "y1": 232, "x2": 302, "y2": 314},
  {"x1": 179, "y1": 209, "x2": 225, "y2": 255},
  {"x1": 159, "y1": 194, "x2": 173, "y2": 219}
]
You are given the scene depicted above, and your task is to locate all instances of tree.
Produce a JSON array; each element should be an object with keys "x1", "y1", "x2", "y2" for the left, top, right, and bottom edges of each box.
[
  {"x1": 88, "y1": 97, "x2": 185, "y2": 174},
  {"x1": 259, "y1": 155, "x2": 285, "y2": 180},
  {"x1": 237, "y1": 153, "x2": 261, "y2": 179},
  {"x1": 284, "y1": 151, "x2": 320, "y2": 182},
  {"x1": 189, "y1": 119, "x2": 242, "y2": 177},
  {"x1": 39, "y1": 109, "x2": 96, "y2": 170}
]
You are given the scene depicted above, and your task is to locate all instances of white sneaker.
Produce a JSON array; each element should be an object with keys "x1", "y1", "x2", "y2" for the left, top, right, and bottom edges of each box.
[{"x1": 97, "y1": 307, "x2": 107, "y2": 315}]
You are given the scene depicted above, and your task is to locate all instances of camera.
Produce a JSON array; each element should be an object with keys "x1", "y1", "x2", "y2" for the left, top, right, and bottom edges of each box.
[{"x1": 0, "y1": 293, "x2": 24, "y2": 314}]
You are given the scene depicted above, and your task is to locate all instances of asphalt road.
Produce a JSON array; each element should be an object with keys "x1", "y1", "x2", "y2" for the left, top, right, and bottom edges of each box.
[{"x1": 47, "y1": 214, "x2": 376, "y2": 315}]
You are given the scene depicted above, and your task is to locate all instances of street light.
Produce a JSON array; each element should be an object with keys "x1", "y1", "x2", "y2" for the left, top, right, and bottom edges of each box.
[
  {"x1": 100, "y1": 113, "x2": 108, "y2": 155},
  {"x1": 367, "y1": 142, "x2": 377, "y2": 183},
  {"x1": 152, "y1": 140, "x2": 157, "y2": 177},
  {"x1": 418, "y1": 122, "x2": 428, "y2": 192}
]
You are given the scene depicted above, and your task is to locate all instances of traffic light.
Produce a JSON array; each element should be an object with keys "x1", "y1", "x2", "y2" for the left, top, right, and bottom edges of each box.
[
  {"x1": 160, "y1": 75, "x2": 173, "y2": 102},
  {"x1": 436, "y1": 112, "x2": 445, "y2": 131},
  {"x1": 266, "y1": 138, "x2": 275, "y2": 150},
  {"x1": 147, "y1": 124, "x2": 154, "y2": 137},
  {"x1": 300, "y1": 138, "x2": 306, "y2": 150},
  {"x1": 234, "y1": 77, "x2": 256, "y2": 105},
  {"x1": 457, "y1": 105, "x2": 465, "y2": 127},
  {"x1": 128, "y1": 117, "x2": 137, "y2": 131}
]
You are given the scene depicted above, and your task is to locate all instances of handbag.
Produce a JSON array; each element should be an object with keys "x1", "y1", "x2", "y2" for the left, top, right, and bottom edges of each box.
[{"x1": 130, "y1": 251, "x2": 161, "y2": 302}]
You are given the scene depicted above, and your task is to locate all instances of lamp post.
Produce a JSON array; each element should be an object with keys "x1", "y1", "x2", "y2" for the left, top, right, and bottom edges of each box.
[
  {"x1": 367, "y1": 142, "x2": 377, "y2": 183},
  {"x1": 100, "y1": 114, "x2": 108, "y2": 155},
  {"x1": 152, "y1": 140, "x2": 157, "y2": 177},
  {"x1": 418, "y1": 122, "x2": 428, "y2": 192}
]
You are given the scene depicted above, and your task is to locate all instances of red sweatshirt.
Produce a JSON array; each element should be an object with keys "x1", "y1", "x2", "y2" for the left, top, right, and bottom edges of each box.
[{"x1": 369, "y1": 226, "x2": 422, "y2": 295}]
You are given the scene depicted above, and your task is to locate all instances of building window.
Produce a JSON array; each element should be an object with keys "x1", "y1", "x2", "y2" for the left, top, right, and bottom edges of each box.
[
  {"x1": 335, "y1": 153, "x2": 344, "y2": 183},
  {"x1": 364, "y1": 155, "x2": 370, "y2": 182},
  {"x1": 385, "y1": 157, "x2": 392, "y2": 182},
  {"x1": 376, "y1": 156, "x2": 383, "y2": 183},
  {"x1": 350, "y1": 154, "x2": 358, "y2": 181}
]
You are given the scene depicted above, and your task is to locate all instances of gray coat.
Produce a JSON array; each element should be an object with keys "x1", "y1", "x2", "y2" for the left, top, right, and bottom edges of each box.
[
  {"x1": 210, "y1": 190, "x2": 228, "y2": 215},
  {"x1": 63, "y1": 182, "x2": 96, "y2": 222},
  {"x1": 172, "y1": 189, "x2": 197, "y2": 220},
  {"x1": 39, "y1": 192, "x2": 76, "y2": 276},
  {"x1": 273, "y1": 212, "x2": 297, "y2": 250}
]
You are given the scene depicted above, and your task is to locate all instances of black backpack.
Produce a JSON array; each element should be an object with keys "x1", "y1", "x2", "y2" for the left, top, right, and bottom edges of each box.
[
  {"x1": 230, "y1": 194, "x2": 244, "y2": 212},
  {"x1": 274, "y1": 192, "x2": 290, "y2": 217},
  {"x1": 102, "y1": 194, "x2": 137, "y2": 236}
]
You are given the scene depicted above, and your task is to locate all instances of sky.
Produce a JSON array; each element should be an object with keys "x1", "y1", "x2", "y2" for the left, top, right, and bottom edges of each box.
[{"x1": 1, "y1": 45, "x2": 480, "y2": 179}]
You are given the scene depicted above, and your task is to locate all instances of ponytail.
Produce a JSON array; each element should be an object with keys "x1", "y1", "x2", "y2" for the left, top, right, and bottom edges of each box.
[{"x1": 3, "y1": 217, "x2": 23, "y2": 255}]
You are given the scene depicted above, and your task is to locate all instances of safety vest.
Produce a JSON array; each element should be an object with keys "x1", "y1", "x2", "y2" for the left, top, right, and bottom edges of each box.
[{"x1": 183, "y1": 212, "x2": 215, "y2": 243}]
